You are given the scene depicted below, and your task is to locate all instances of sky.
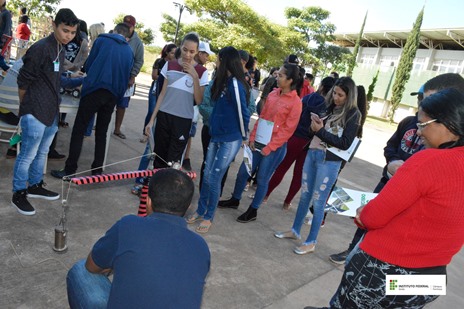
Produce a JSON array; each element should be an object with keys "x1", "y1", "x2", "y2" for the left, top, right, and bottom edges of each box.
[{"x1": 57, "y1": 0, "x2": 464, "y2": 46}]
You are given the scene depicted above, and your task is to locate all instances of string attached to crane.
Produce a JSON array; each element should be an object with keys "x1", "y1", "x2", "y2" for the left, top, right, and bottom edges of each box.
[{"x1": 54, "y1": 150, "x2": 194, "y2": 252}]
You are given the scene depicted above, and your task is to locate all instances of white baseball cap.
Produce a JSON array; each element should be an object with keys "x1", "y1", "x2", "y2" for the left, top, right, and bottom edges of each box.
[{"x1": 199, "y1": 42, "x2": 215, "y2": 55}]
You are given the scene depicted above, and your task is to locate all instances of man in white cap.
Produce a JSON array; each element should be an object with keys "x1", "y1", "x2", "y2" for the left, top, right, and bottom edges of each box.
[
  {"x1": 196, "y1": 41, "x2": 214, "y2": 65},
  {"x1": 182, "y1": 41, "x2": 215, "y2": 171}
]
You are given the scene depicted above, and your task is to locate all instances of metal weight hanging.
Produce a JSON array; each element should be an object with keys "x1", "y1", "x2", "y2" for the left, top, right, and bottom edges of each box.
[{"x1": 53, "y1": 199, "x2": 69, "y2": 253}]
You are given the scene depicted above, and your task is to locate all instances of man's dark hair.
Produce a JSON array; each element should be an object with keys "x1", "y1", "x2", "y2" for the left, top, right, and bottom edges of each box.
[
  {"x1": 54, "y1": 8, "x2": 79, "y2": 27},
  {"x1": 148, "y1": 169, "x2": 194, "y2": 216},
  {"x1": 238, "y1": 50, "x2": 249, "y2": 63},
  {"x1": 285, "y1": 54, "x2": 299, "y2": 65},
  {"x1": 305, "y1": 73, "x2": 314, "y2": 81},
  {"x1": 19, "y1": 15, "x2": 28, "y2": 24},
  {"x1": 114, "y1": 23, "x2": 130, "y2": 38},
  {"x1": 330, "y1": 71, "x2": 339, "y2": 79},
  {"x1": 423, "y1": 73, "x2": 464, "y2": 94},
  {"x1": 20, "y1": 7, "x2": 27, "y2": 14},
  {"x1": 318, "y1": 76, "x2": 335, "y2": 96},
  {"x1": 79, "y1": 19, "x2": 88, "y2": 35},
  {"x1": 245, "y1": 54, "x2": 255, "y2": 70}
]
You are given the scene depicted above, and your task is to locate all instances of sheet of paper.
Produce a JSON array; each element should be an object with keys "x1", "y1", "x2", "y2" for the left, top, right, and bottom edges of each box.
[
  {"x1": 326, "y1": 137, "x2": 361, "y2": 162},
  {"x1": 325, "y1": 187, "x2": 378, "y2": 217},
  {"x1": 124, "y1": 84, "x2": 135, "y2": 97},
  {"x1": 255, "y1": 118, "x2": 274, "y2": 146},
  {"x1": 243, "y1": 145, "x2": 253, "y2": 176}
]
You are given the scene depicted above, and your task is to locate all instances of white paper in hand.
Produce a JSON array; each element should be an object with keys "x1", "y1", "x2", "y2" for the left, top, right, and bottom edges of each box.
[
  {"x1": 243, "y1": 145, "x2": 253, "y2": 176},
  {"x1": 124, "y1": 84, "x2": 135, "y2": 97}
]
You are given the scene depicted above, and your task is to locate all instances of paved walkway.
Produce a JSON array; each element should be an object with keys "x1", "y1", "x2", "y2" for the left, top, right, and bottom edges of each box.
[{"x1": 0, "y1": 73, "x2": 462, "y2": 308}]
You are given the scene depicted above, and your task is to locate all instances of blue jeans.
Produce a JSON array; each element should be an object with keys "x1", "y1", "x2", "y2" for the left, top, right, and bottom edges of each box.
[
  {"x1": 0, "y1": 54, "x2": 9, "y2": 71},
  {"x1": 13, "y1": 114, "x2": 58, "y2": 192},
  {"x1": 345, "y1": 235, "x2": 363, "y2": 265},
  {"x1": 85, "y1": 114, "x2": 95, "y2": 137},
  {"x1": 135, "y1": 142, "x2": 152, "y2": 184},
  {"x1": 135, "y1": 125, "x2": 155, "y2": 185},
  {"x1": 232, "y1": 144, "x2": 287, "y2": 209},
  {"x1": 66, "y1": 259, "x2": 111, "y2": 309},
  {"x1": 143, "y1": 82, "x2": 157, "y2": 132},
  {"x1": 197, "y1": 139, "x2": 242, "y2": 220},
  {"x1": 292, "y1": 149, "x2": 341, "y2": 244}
]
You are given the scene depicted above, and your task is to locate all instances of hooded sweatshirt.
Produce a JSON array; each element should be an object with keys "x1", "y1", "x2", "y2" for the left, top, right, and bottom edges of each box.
[{"x1": 82, "y1": 33, "x2": 134, "y2": 99}]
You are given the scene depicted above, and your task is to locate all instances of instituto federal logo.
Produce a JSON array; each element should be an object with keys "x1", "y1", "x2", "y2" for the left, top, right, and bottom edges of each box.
[
  {"x1": 386, "y1": 275, "x2": 446, "y2": 295},
  {"x1": 389, "y1": 279, "x2": 398, "y2": 291}
]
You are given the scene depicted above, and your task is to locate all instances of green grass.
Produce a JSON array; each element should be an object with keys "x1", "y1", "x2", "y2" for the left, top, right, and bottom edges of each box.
[{"x1": 141, "y1": 46, "x2": 162, "y2": 73}]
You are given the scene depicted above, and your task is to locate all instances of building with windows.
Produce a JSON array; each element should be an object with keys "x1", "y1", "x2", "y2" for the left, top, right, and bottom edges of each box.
[{"x1": 333, "y1": 28, "x2": 464, "y2": 121}]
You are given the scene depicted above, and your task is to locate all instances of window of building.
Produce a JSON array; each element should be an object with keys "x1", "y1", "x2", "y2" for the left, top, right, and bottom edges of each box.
[
  {"x1": 360, "y1": 54, "x2": 375, "y2": 67},
  {"x1": 431, "y1": 59, "x2": 462, "y2": 74},
  {"x1": 412, "y1": 57, "x2": 425, "y2": 71},
  {"x1": 379, "y1": 55, "x2": 398, "y2": 67}
]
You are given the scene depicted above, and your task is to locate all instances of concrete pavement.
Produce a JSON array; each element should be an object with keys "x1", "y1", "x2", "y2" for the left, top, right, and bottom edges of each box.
[{"x1": 0, "y1": 73, "x2": 462, "y2": 308}]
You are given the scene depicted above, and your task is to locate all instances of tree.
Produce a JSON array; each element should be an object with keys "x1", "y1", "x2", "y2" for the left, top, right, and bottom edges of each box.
[
  {"x1": 159, "y1": 0, "x2": 305, "y2": 68},
  {"x1": 346, "y1": 11, "x2": 367, "y2": 77},
  {"x1": 113, "y1": 14, "x2": 154, "y2": 45},
  {"x1": 366, "y1": 70, "x2": 379, "y2": 111},
  {"x1": 312, "y1": 44, "x2": 351, "y2": 75},
  {"x1": 284, "y1": 7, "x2": 335, "y2": 47},
  {"x1": 160, "y1": 13, "x2": 186, "y2": 44},
  {"x1": 284, "y1": 6, "x2": 350, "y2": 74},
  {"x1": 388, "y1": 8, "x2": 424, "y2": 122},
  {"x1": 8, "y1": 0, "x2": 61, "y2": 18}
]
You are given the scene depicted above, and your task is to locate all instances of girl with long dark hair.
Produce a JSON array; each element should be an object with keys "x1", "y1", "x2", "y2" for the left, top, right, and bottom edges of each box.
[
  {"x1": 186, "y1": 46, "x2": 251, "y2": 233},
  {"x1": 275, "y1": 77, "x2": 361, "y2": 255},
  {"x1": 219, "y1": 63, "x2": 304, "y2": 223}
]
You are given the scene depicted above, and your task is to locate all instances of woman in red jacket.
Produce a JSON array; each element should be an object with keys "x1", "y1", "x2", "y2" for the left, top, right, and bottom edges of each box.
[
  {"x1": 16, "y1": 15, "x2": 31, "y2": 40},
  {"x1": 324, "y1": 88, "x2": 464, "y2": 308},
  {"x1": 218, "y1": 63, "x2": 303, "y2": 223}
]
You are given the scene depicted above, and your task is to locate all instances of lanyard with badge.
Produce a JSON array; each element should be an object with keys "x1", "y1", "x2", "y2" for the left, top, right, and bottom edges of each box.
[{"x1": 53, "y1": 41, "x2": 63, "y2": 72}]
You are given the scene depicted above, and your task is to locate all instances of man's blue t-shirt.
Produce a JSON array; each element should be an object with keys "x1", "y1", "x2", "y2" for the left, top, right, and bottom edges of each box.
[{"x1": 92, "y1": 213, "x2": 210, "y2": 309}]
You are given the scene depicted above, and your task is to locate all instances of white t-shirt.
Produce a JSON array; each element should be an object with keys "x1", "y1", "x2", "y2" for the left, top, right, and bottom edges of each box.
[{"x1": 159, "y1": 60, "x2": 208, "y2": 119}]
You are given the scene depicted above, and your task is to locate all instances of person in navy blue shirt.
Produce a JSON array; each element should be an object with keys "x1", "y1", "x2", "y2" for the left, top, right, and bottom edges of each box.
[{"x1": 66, "y1": 168, "x2": 211, "y2": 309}]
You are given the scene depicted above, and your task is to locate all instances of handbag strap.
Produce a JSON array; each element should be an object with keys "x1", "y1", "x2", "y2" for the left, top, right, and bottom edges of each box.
[{"x1": 232, "y1": 77, "x2": 246, "y2": 139}]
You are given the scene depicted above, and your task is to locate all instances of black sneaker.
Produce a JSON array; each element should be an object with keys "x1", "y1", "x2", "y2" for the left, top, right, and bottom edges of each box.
[
  {"x1": 48, "y1": 149, "x2": 66, "y2": 160},
  {"x1": 236, "y1": 206, "x2": 257, "y2": 223},
  {"x1": 27, "y1": 181, "x2": 60, "y2": 200},
  {"x1": 329, "y1": 249, "x2": 350, "y2": 265},
  {"x1": 6, "y1": 148, "x2": 17, "y2": 159},
  {"x1": 12, "y1": 190, "x2": 35, "y2": 215},
  {"x1": 51, "y1": 169, "x2": 71, "y2": 179},
  {"x1": 91, "y1": 168, "x2": 103, "y2": 176},
  {"x1": 182, "y1": 158, "x2": 192, "y2": 171},
  {"x1": 218, "y1": 197, "x2": 240, "y2": 209}
]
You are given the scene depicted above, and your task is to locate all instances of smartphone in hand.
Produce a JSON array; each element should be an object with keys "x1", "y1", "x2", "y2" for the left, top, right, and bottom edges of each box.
[{"x1": 311, "y1": 112, "x2": 328, "y2": 120}]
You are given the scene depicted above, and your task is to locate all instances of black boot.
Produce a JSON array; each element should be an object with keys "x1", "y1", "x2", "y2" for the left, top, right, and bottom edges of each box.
[
  {"x1": 218, "y1": 196, "x2": 240, "y2": 209},
  {"x1": 236, "y1": 206, "x2": 257, "y2": 223}
]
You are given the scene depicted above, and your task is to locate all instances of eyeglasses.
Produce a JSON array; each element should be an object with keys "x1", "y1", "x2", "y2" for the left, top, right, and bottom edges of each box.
[{"x1": 417, "y1": 119, "x2": 437, "y2": 129}]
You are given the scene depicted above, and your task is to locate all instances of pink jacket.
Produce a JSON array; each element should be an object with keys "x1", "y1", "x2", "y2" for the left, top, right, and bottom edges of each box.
[{"x1": 250, "y1": 88, "x2": 302, "y2": 156}]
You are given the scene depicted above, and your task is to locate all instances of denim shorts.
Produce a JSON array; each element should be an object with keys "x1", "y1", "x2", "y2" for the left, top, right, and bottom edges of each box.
[{"x1": 117, "y1": 96, "x2": 130, "y2": 108}]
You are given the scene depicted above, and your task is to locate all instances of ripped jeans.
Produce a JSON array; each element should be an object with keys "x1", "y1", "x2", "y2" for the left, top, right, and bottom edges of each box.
[
  {"x1": 196, "y1": 139, "x2": 242, "y2": 221},
  {"x1": 292, "y1": 149, "x2": 342, "y2": 245}
]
